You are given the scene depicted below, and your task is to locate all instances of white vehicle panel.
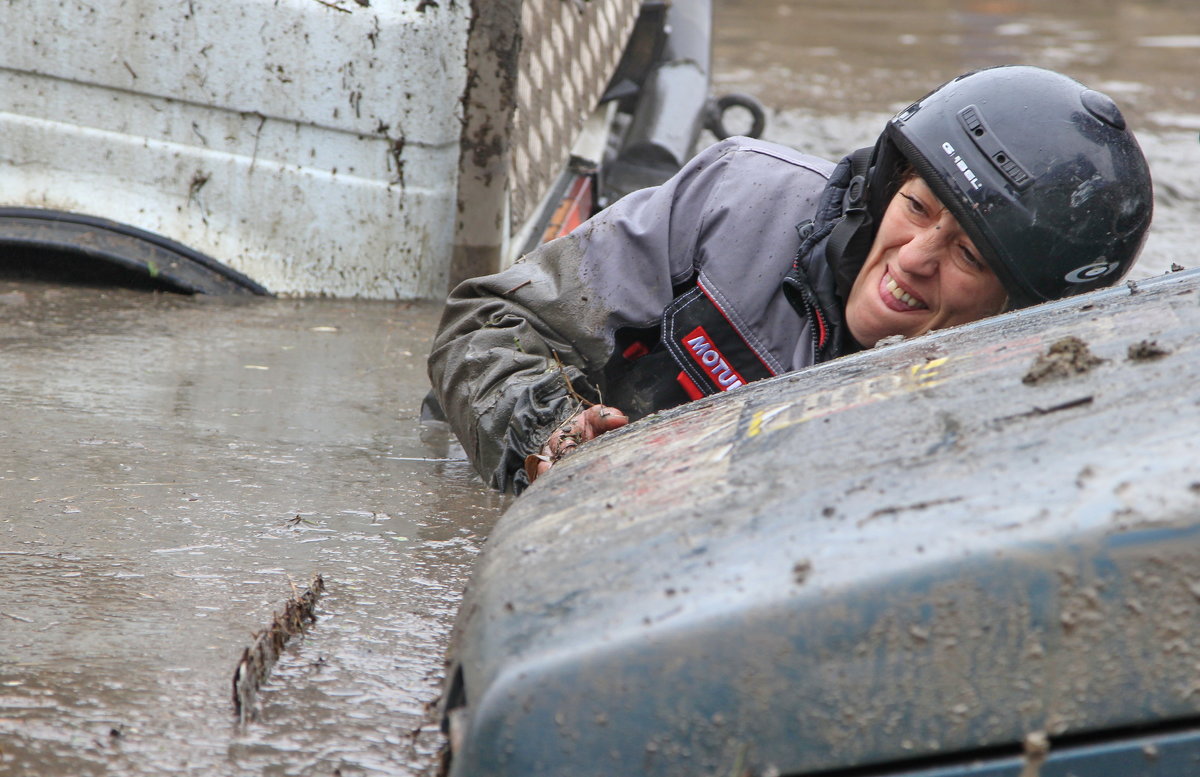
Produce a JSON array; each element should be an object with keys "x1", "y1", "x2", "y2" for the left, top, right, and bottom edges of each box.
[{"x1": 0, "y1": 0, "x2": 469, "y2": 297}]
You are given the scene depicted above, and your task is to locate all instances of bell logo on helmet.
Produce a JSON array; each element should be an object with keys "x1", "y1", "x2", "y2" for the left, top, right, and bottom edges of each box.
[
  {"x1": 942, "y1": 142, "x2": 982, "y2": 191},
  {"x1": 1065, "y1": 261, "x2": 1118, "y2": 284}
]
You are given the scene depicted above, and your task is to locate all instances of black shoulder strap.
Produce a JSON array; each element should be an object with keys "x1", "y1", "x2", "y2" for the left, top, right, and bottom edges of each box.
[{"x1": 824, "y1": 146, "x2": 875, "y2": 300}]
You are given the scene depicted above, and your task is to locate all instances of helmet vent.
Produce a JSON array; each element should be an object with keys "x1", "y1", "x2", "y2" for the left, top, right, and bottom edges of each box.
[
  {"x1": 958, "y1": 105, "x2": 1033, "y2": 191},
  {"x1": 1081, "y1": 89, "x2": 1127, "y2": 130}
]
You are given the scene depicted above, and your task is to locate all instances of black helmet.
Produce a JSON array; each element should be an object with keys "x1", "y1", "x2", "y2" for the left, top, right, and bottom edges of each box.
[{"x1": 860, "y1": 65, "x2": 1153, "y2": 309}]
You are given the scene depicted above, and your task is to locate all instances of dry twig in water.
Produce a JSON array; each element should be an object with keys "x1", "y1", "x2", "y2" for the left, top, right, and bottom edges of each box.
[{"x1": 231, "y1": 573, "x2": 326, "y2": 723}]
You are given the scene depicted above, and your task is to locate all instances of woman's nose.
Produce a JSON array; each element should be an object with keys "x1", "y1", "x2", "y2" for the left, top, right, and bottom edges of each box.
[{"x1": 896, "y1": 225, "x2": 949, "y2": 276}]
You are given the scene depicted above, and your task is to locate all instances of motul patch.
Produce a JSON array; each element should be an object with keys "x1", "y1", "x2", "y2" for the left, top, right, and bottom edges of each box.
[
  {"x1": 681, "y1": 326, "x2": 746, "y2": 391},
  {"x1": 662, "y1": 286, "x2": 776, "y2": 399}
]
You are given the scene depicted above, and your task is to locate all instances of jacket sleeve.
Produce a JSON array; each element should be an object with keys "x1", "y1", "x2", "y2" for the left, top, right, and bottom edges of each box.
[{"x1": 426, "y1": 139, "x2": 753, "y2": 492}]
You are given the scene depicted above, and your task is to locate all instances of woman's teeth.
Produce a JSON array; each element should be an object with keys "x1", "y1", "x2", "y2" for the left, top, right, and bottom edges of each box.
[{"x1": 886, "y1": 276, "x2": 925, "y2": 309}]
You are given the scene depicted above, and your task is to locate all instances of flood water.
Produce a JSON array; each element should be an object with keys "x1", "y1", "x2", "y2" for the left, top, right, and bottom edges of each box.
[
  {"x1": 2, "y1": 1, "x2": 1199, "y2": 775},
  {"x1": 712, "y1": 0, "x2": 1200, "y2": 279},
  {"x1": 0, "y1": 285, "x2": 506, "y2": 775}
]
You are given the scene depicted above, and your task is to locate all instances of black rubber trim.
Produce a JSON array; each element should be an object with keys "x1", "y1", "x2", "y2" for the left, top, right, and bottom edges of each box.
[{"x1": 0, "y1": 208, "x2": 270, "y2": 295}]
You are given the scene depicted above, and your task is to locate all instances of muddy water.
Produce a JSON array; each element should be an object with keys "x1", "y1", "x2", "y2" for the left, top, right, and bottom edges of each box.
[
  {"x1": 712, "y1": 0, "x2": 1200, "y2": 279},
  {"x1": 0, "y1": 284, "x2": 506, "y2": 776},
  {"x1": 2, "y1": 2, "x2": 1198, "y2": 776}
]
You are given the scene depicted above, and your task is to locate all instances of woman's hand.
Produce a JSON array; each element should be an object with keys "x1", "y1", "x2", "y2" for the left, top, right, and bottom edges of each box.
[{"x1": 524, "y1": 405, "x2": 629, "y2": 483}]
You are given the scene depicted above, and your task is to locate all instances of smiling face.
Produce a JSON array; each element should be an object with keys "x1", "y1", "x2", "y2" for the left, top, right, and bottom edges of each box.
[{"x1": 844, "y1": 175, "x2": 1008, "y2": 348}]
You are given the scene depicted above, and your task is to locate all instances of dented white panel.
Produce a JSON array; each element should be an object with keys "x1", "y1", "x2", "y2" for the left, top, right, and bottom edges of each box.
[{"x1": 0, "y1": 0, "x2": 470, "y2": 298}]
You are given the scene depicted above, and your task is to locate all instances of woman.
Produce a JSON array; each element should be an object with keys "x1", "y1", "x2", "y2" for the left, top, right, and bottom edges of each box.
[{"x1": 429, "y1": 66, "x2": 1153, "y2": 492}]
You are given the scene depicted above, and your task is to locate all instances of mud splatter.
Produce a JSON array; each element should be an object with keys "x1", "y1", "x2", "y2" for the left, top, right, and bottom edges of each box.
[
  {"x1": 1022, "y1": 337, "x2": 1105, "y2": 385},
  {"x1": 1127, "y1": 340, "x2": 1171, "y2": 362},
  {"x1": 1020, "y1": 730, "x2": 1050, "y2": 777}
]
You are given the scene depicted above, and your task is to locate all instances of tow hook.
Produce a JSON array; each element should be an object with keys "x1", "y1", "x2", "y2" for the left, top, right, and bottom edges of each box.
[{"x1": 705, "y1": 92, "x2": 767, "y2": 139}]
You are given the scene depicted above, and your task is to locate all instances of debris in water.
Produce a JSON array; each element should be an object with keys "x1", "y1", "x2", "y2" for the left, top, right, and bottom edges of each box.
[
  {"x1": 232, "y1": 573, "x2": 326, "y2": 723},
  {"x1": 1127, "y1": 339, "x2": 1171, "y2": 362},
  {"x1": 1022, "y1": 337, "x2": 1105, "y2": 385}
]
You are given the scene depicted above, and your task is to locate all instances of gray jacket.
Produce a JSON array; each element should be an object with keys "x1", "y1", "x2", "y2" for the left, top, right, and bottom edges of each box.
[{"x1": 429, "y1": 137, "x2": 854, "y2": 492}]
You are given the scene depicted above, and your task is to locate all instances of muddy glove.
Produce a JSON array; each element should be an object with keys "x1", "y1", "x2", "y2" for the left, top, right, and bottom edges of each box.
[{"x1": 524, "y1": 404, "x2": 628, "y2": 483}]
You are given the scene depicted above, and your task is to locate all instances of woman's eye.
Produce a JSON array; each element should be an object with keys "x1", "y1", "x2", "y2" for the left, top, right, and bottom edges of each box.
[
  {"x1": 960, "y1": 247, "x2": 984, "y2": 269},
  {"x1": 900, "y1": 192, "x2": 928, "y2": 217}
]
